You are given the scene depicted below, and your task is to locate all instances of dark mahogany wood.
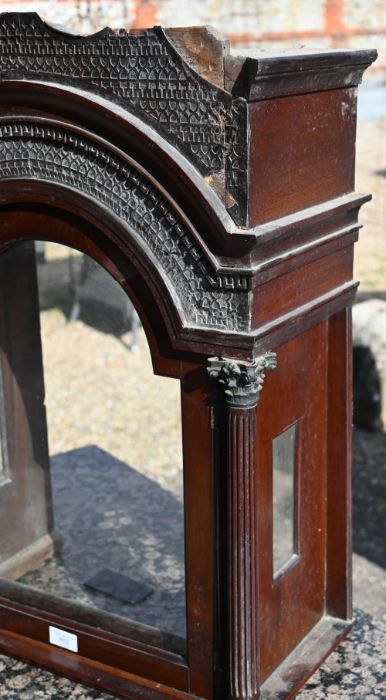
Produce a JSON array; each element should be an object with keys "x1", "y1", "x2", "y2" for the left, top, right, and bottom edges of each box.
[
  {"x1": 0, "y1": 242, "x2": 56, "y2": 579},
  {"x1": 207, "y1": 355, "x2": 276, "y2": 700},
  {"x1": 0, "y1": 12, "x2": 377, "y2": 700},
  {"x1": 326, "y1": 308, "x2": 353, "y2": 620},
  {"x1": 227, "y1": 406, "x2": 259, "y2": 700},
  {"x1": 247, "y1": 88, "x2": 358, "y2": 226},
  {"x1": 256, "y1": 325, "x2": 328, "y2": 681}
]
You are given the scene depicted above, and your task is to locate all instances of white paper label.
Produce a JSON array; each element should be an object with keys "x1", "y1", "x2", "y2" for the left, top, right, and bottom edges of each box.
[{"x1": 49, "y1": 626, "x2": 78, "y2": 653}]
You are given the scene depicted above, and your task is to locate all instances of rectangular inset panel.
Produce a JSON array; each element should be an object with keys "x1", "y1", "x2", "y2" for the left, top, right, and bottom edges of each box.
[
  {"x1": 257, "y1": 323, "x2": 328, "y2": 682},
  {"x1": 248, "y1": 88, "x2": 356, "y2": 225},
  {"x1": 273, "y1": 423, "x2": 298, "y2": 577}
]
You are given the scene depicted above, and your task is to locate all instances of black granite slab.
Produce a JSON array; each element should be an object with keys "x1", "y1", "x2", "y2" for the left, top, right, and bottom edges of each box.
[{"x1": 298, "y1": 610, "x2": 386, "y2": 699}]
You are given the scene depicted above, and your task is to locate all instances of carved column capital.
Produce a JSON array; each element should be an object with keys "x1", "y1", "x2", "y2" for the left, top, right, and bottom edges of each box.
[
  {"x1": 208, "y1": 351, "x2": 277, "y2": 699},
  {"x1": 207, "y1": 353, "x2": 277, "y2": 408}
]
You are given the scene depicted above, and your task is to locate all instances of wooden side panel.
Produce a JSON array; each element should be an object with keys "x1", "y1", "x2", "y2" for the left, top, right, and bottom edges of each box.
[
  {"x1": 248, "y1": 88, "x2": 357, "y2": 226},
  {"x1": 0, "y1": 242, "x2": 53, "y2": 567},
  {"x1": 181, "y1": 365, "x2": 217, "y2": 699},
  {"x1": 326, "y1": 308, "x2": 352, "y2": 619},
  {"x1": 256, "y1": 323, "x2": 328, "y2": 682}
]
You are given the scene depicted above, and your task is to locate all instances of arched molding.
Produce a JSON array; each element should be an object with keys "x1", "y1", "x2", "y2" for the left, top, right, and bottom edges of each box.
[
  {"x1": 0, "y1": 198, "x2": 180, "y2": 370},
  {"x1": 0, "y1": 119, "x2": 250, "y2": 345}
]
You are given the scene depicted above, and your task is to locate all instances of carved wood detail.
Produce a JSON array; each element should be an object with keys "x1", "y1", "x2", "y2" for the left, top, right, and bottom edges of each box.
[
  {"x1": 208, "y1": 354, "x2": 277, "y2": 408},
  {"x1": 228, "y1": 407, "x2": 259, "y2": 700},
  {"x1": 0, "y1": 121, "x2": 250, "y2": 332},
  {"x1": 208, "y1": 355, "x2": 276, "y2": 699},
  {"x1": 0, "y1": 12, "x2": 247, "y2": 223}
]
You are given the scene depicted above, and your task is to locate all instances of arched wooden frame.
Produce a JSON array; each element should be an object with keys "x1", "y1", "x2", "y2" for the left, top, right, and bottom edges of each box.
[{"x1": 0, "y1": 102, "x2": 225, "y2": 700}]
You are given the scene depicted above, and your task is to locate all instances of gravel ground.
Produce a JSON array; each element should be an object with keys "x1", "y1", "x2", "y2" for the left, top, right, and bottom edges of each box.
[{"x1": 42, "y1": 315, "x2": 184, "y2": 495}]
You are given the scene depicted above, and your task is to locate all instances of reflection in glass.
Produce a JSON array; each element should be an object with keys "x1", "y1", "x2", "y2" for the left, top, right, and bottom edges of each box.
[
  {"x1": 272, "y1": 423, "x2": 298, "y2": 576},
  {"x1": 0, "y1": 241, "x2": 186, "y2": 654}
]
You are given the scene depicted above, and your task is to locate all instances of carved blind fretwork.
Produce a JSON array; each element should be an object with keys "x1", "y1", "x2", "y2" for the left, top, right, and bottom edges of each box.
[
  {"x1": 0, "y1": 121, "x2": 250, "y2": 332},
  {"x1": 0, "y1": 13, "x2": 247, "y2": 223}
]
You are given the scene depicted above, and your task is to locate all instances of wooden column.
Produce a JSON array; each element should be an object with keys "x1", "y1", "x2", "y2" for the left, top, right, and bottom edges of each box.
[{"x1": 208, "y1": 354, "x2": 277, "y2": 700}]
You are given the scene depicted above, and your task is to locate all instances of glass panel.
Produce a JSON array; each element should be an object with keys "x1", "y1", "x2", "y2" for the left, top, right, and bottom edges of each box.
[
  {"x1": 0, "y1": 241, "x2": 186, "y2": 654},
  {"x1": 0, "y1": 369, "x2": 8, "y2": 480},
  {"x1": 272, "y1": 423, "x2": 297, "y2": 576}
]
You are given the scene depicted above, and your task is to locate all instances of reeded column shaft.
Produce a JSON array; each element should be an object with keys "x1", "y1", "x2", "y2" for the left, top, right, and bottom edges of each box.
[
  {"x1": 228, "y1": 405, "x2": 258, "y2": 700},
  {"x1": 208, "y1": 354, "x2": 277, "y2": 700}
]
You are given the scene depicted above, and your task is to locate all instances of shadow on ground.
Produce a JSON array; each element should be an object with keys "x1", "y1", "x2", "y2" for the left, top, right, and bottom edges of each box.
[
  {"x1": 20, "y1": 446, "x2": 186, "y2": 642},
  {"x1": 353, "y1": 428, "x2": 386, "y2": 569}
]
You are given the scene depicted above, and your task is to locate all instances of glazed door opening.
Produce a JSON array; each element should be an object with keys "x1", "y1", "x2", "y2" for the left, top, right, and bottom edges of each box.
[{"x1": 0, "y1": 240, "x2": 187, "y2": 656}]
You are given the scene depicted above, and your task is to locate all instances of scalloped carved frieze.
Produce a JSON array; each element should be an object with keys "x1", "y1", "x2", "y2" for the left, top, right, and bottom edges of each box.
[
  {"x1": 0, "y1": 13, "x2": 247, "y2": 223},
  {"x1": 0, "y1": 121, "x2": 250, "y2": 332}
]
